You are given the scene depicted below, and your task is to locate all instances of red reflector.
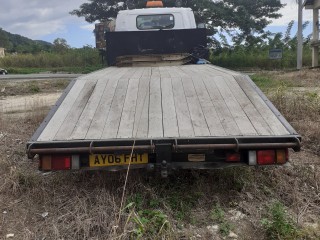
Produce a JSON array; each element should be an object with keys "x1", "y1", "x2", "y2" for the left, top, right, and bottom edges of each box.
[
  {"x1": 51, "y1": 156, "x2": 71, "y2": 170},
  {"x1": 257, "y1": 150, "x2": 275, "y2": 165},
  {"x1": 226, "y1": 153, "x2": 241, "y2": 162}
]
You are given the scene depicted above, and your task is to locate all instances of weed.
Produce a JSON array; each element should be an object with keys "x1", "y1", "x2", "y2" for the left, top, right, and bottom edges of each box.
[
  {"x1": 125, "y1": 199, "x2": 170, "y2": 239},
  {"x1": 251, "y1": 74, "x2": 279, "y2": 89},
  {"x1": 220, "y1": 221, "x2": 233, "y2": 237},
  {"x1": 52, "y1": 79, "x2": 70, "y2": 89},
  {"x1": 28, "y1": 81, "x2": 40, "y2": 93},
  {"x1": 210, "y1": 204, "x2": 233, "y2": 237},
  {"x1": 210, "y1": 204, "x2": 225, "y2": 222},
  {"x1": 165, "y1": 188, "x2": 201, "y2": 221},
  {"x1": 262, "y1": 201, "x2": 297, "y2": 240},
  {"x1": 306, "y1": 91, "x2": 319, "y2": 101},
  {"x1": 132, "y1": 209, "x2": 169, "y2": 238},
  {"x1": 127, "y1": 193, "x2": 144, "y2": 210}
]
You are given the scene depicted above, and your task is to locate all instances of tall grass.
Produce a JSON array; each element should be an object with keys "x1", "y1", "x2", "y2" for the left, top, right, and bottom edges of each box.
[
  {"x1": 0, "y1": 48, "x2": 103, "y2": 73},
  {"x1": 211, "y1": 47, "x2": 313, "y2": 70}
]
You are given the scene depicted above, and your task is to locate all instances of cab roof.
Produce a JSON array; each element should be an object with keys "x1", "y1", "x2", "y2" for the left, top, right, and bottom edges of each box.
[{"x1": 118, "y1": 7, "x2": 193, "y2": 15}]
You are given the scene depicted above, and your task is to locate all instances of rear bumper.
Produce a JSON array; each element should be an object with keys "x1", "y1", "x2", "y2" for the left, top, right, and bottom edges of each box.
[
  {"x1": 27, "y1": 135, "x2": 301, "y2": 175},
  {"x1": 27, "y1": 135, "x2": 301, "y2": 158}
]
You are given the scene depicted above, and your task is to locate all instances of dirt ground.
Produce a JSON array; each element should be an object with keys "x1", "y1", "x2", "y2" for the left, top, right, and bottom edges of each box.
[{"x1": 0, "y1": 71, "x2": 319, "y2": 240}]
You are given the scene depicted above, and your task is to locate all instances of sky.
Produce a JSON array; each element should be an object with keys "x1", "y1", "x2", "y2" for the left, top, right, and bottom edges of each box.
[{"x1": 0, "y1": 0, "x2": 315, "y2": 48}]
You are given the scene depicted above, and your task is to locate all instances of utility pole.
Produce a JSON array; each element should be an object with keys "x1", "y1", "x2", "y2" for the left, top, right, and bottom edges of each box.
[{"x1": 297, "y1": 0, "x2": 303, "y2": 70}]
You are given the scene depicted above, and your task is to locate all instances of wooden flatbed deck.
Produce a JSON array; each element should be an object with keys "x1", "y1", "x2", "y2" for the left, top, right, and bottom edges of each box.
[{"x1": 32, "y1": 65, "x2": 295, "y2": 143}]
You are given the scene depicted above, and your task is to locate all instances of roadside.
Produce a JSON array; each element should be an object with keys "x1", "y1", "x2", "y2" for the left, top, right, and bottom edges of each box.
[{"x1": 0, "y1": 73, "x2": 81, "y2": 81}]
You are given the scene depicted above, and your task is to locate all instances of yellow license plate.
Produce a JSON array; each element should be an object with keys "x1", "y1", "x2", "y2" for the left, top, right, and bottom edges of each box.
[{"x1": 89, "y1": 153, "x2": 148, "y2": 167}]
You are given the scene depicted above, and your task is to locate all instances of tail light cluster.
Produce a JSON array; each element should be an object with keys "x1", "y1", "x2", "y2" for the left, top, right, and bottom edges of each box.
[
  {"x1": 40, "y1": 155, "x2": 72, "y2": 170},
  {"x1": 249, "y1": 149, "x2": 288, "y2": 166}
]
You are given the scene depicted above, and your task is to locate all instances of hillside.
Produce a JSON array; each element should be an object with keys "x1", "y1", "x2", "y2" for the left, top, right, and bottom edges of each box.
[{"x1": 0, "y1": 28, "x2": 52, "y2": 53}]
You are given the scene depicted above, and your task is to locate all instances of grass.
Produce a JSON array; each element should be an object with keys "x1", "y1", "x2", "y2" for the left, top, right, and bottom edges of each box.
[
  {"x1": 211, "y1": 47, "x2": 313, "y2": 70},
  {"x1": 128, "y1": 206, "x2": 170, "y2": 238},
  {"x1": 6, "y1": 65, "x2": 104, "y2": 74},
  {"x1": 210, "y1": 204, "x2": 233, "y2": 237},
  {"x1": 28, "y1": 81, "x2": 40, "y2": 93},
  {"x1": 0, "y1": 49, "x2": 105, "y2": 74},
  {"x1": 261, "y1": 202, "x2": 297, "y2": 239},
  {"x1": 251, "y1": 69, "x2": 320, "y2": 154},
  {"x1": 251, "y1": 74, "x2": 290, "y2": 90},
  {"x1": 0, "y1": 79, "x2": 70, "y2": 96}
]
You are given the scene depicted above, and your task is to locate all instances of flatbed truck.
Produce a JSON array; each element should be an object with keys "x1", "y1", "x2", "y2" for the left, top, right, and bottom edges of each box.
[{"x1": 27, "y1": 3, "x2": 301, "y2": 176}]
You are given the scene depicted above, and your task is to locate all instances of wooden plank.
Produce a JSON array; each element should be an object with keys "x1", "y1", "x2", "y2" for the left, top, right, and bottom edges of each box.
[
  {"x1": 69, "y1": 78, "x2": 109, "y2": 140},
  {"x1": 54, "y1": 80, "x2": 98, "y2": 140},
  {"x1": 148, "y1": 75, "x2": 163, "y2": 138},
  {"x1": 234, "y1": 75, "x2": 289, "y2": 135},
  {"x1": 179, "y1": 65, "x2": 284, "y2": 136},
  {"x1": 182, "y1": 77, "x2": 210, "y2": 137},
  {"x1": 188, "y1": 65, "x2": 251, "y2": 136},
  {"x1": 180, "y1": 67, "x2": 226, "y2": 136},
  {"x1": 116, "y1": 53, "x2": 190, "y2": 62},
  {"x1": 225, "y1": 76, "x2": 274, "y2": 135},
  {"x1": 100, "y1": 77, "x2": 130, "y2": 139},
  {"x1": 142, "y1": 67, "x2": 151, "y2": 77},
  {"x1": 151, "y1": 67, "x2": 161, "y2": 77},
  {"x1": 37, "y1": 69, "x2": 110, "y2": 141},
  {"x1": 85, "y1": 67, "x2": 131, "y2": 139},
  {"x1": 133, "y1": 76, "x2": 150, "y2": 138},
  {"x1": 213, "y1": 75, "x2": 257, "y2": 135},
  {"x1": 202, "y1": 76, "x2": 242, "y2": 136},
  {"x1": 131, "y1": 67, "x2": 152, "y2": 138},
  {"x1": 117, "y1": 75, "x2": 141, "y2": 138},
  {"x1": 158, "y1": 66, "x2": 171, "y2": 78},
  {"x1": 100, "y1": 68, "x2": 137, "y2": 139},
  {"x1": 203, "y1": 64, "x2": 241, "y2": 76},
  {"x1": 161, "y1": 77, "x2": 179, "y2": 137},
  {"x1": 170, "y1": 77, "x2": 195, "y2": 137},
  {"x1": 164, "y1": 66, "x2": 195, "y2": 138},
  {"x1": 131, "y1": 67, "x2": 145, "y2": 79},
  {"x1": 170, "y1": 66, "x2": 189, "y2": 78},
  {"x1": 117, "y1": 59, "x2": 190, "y2": 67}
]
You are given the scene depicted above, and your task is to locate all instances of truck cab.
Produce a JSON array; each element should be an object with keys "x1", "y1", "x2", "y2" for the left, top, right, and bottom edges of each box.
[
  {"x1": 115, "y1": 7, "x2": 197, "y2": 31},
  {"x1": 104, "y1": 5, "x2": 207, "y2": 66}
]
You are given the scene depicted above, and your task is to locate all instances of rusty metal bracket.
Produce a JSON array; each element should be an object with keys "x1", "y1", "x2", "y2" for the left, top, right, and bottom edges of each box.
[
  {"x1": 26, "y1": 143, "x2": 35, "y2": 159},
  {"x1": 234, "y1": 138, "x2": 240, "y2": 152},
  {"x1": 89, "y1": 141, "x2": 94, "y2": 155},
  {"x1": 293, "y1": 137, "x2": 302, "y2": 152}
]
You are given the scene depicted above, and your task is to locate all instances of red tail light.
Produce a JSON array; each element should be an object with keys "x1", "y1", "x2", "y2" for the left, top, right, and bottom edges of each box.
[
  {"x1": 52, "y1": 156, "x2": 71, "y2": 170},
  {"x1": 257, "y1": 150, "x2": 275, "y2": 165},
  {"x1": 226, "y1": 153, "x2": 241, "y2": 162},
  {"x1": 40, "y1": 155, "x2": 71, "y2": 170}
]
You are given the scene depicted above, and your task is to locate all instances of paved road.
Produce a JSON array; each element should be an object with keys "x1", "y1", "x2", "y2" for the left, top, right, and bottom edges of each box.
[{"x1": 0, "y1": 73, "x2": 82, "y2": 81}]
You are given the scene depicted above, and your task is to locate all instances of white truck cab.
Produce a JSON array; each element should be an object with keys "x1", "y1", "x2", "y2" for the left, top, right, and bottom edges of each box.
[{"x1": 115, "y1": 7, "x2": 197, "y2": 31}]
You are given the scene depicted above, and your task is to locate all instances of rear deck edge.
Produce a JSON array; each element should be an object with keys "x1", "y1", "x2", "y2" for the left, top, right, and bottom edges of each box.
[
  {"x1": 29, "y1": 78, "x2": 77, "y2": 142},
  {"x1": 236, "y1": 75, "x2": 298, "y2": 135}
]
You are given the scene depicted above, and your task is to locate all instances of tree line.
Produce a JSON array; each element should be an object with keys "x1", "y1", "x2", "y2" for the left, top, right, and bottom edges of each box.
[{"x1": 70, "y1": 0, "x2": 285, "y2": 48}]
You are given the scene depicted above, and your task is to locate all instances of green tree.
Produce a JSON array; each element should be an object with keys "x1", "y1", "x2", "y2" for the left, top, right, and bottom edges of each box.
[
  {"x1": 70, "y1": 0, "x2": 284, "y2": 46},
  {"x1": 53, "y1": 38, "x2": 70, "y2": 53},
  {"x1": 0, "y1": 28, "x2": 11, "y2": 49}
]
